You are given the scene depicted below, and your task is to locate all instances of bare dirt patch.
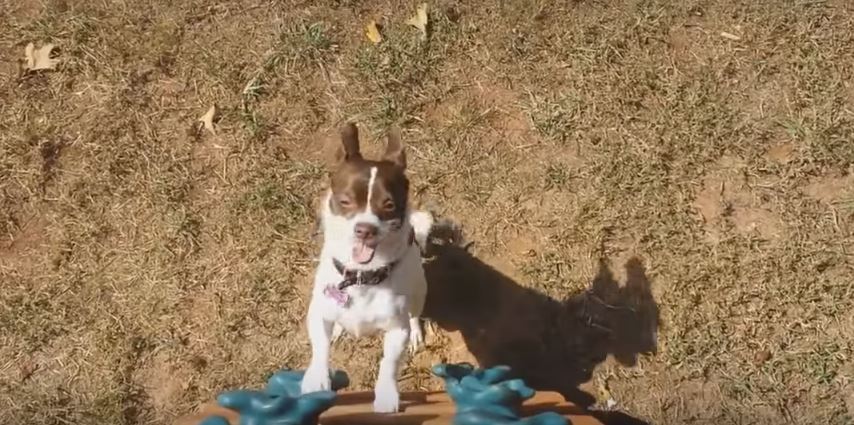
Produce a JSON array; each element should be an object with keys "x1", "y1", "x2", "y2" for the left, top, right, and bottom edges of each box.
[
  {"x1": 804, "y1": 172, "x2": 854, "y2": 205},
  {"x1": 766, "y1": 142, "x2": 796, "y2": 164},
  {"x1": 135, "y1": 352, "x2": 191, "y2": 418},
  {"x1": 0, "y1": 216, "x2": 47, "y2": 260},
  {"x1": 694, "y1": 157, "x2": 785, "y2": 242}
]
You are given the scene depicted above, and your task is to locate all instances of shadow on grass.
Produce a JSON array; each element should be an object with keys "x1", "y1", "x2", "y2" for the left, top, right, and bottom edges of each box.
[{"x1": 422, "y1": 220, "x2": 659, "y2": 425}]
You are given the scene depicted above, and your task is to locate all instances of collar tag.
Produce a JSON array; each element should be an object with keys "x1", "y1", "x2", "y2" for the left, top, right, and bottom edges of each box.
[{"x1": 324, "y1": 285, "x2": 350, "y2": 306}]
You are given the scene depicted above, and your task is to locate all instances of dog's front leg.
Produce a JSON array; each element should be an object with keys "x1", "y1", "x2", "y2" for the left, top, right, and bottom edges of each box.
[
  {"x1": 301, "y1": 305, "x2": 334, "y2": 394},
  {"x1": 373, "y1": 326, "x2": 409, "y2": 413}
]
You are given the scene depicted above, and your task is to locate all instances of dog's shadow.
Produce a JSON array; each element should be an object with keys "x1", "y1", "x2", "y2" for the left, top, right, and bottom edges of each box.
[{"x1": 421, "y1": 220, "x2": 659, "y2": 425}]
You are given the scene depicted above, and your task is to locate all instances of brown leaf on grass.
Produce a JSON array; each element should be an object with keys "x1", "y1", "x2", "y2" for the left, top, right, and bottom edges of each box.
[
  {"x1": 753, "y1": 349, "x2": 772, "y2": 364},
  {"x1": 407, "y1": 3, "x2": 429, "y2": 40},
  {"x1": 19, "y1": 359, "x2": 38, "y2": 382},
  {"x1": 24, "y1": 42, "x2": 60, "y2": 71},
  {"x1": 199, "y1": 105, "x2": 217, "y2": 136},
  {"x1": 365, "y1": 20, "x2": 383, "y2": 44}
]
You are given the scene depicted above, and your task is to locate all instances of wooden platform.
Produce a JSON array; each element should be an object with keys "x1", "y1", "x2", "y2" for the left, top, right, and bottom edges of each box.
[{"x1": 175, "y1": 391, "x2": 603, "y2": 425}]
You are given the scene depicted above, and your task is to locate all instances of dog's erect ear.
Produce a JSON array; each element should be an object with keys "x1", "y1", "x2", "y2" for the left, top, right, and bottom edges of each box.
[
  {"x1": 382, "y1": 126, "x2": 406, "y2": 169},
  {"x1": 335, "y1": 122, "x2": 362, "y2": 162}
]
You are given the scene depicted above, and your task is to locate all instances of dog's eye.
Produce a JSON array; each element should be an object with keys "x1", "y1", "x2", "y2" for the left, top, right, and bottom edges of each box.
[
  {"x1": 338, "y1": 196, "x2": 353, "y2": 207},
  {"x1": 382, "y1": 199, "x2": 395, "y2": 211}
]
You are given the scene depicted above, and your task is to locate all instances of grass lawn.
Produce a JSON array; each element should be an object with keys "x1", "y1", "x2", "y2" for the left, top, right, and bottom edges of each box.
[{"x1": 2, "y1": 0, "x2": 853, "y2": 423}]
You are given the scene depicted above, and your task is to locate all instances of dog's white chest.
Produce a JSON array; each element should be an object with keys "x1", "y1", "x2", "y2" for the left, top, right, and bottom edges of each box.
[{"x1": 335, "y1": 285, "x2": 405, "y2": 337}]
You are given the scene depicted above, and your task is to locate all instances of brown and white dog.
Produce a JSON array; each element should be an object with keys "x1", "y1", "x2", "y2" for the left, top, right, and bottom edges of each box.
[{"x1": 300, "y1": 123, "x2": 433, "y2": 413}]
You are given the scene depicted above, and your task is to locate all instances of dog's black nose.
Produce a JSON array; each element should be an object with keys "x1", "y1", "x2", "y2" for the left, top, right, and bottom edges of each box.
[{"x1": 354, "y1": 223, "x2": 378, "y2": 240}]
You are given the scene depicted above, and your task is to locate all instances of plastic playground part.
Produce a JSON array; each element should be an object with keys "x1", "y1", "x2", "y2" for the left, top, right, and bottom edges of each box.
[
  {"x1": 198, "y1": 369, "x2": 349, "y2": 425},
  {"x1": 431, "y1": 363, "x2": 568, "y2": 425},
  {"x1": 177, "y1": 364, "x2": 600, "y2": 425}
]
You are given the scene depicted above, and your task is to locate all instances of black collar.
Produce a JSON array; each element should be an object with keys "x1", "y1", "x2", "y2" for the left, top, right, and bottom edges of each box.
[
  {"x1": 332, "y1": 258, "x2": 397, "y2": 290},
  {"x1": 330, "y1": 229, "x2": 417, "y2": 290}
]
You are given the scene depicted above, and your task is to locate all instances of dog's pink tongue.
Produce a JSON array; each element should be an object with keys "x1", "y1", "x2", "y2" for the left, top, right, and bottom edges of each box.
[{"x1": 352, "y1": 242, "x2": 376, "y2": 264}]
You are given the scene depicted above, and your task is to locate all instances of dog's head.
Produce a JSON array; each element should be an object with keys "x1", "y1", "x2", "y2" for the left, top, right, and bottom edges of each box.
[{"x1": 325, "y1": 122, "x2": 409, "y2": 265}]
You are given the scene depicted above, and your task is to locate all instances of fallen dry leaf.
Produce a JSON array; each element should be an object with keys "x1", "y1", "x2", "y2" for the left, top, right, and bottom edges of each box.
[
  {"x1": 24, "y1": 42, "x2": 60, "y2": 71},
  {"x1": 19, "y1": 359, "x2": 38, "y2": 382},
  {"x1": 753, "y1": 349, "x2": 772, "y2": 364},
  {"x1": 199, "y1": 105, "x2": 217, "y2": 136},
  {"x1": 407, "y1": 3, "x2": 429, "y2": 40},
  {"x1": 720, "y1": 31, "x2": 741, "y2": 41},
  {"x1": 365, "y1": 20, "x2": 383, "y2": 44}
]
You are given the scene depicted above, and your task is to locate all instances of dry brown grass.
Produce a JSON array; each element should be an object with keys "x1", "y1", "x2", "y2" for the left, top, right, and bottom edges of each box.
[{"x1": 2, "y1": 0, "x2": 854, "y2": 424}]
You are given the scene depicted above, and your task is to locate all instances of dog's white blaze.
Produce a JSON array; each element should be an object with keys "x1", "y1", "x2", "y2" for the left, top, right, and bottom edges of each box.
[{"x1": 365, "y1": 166, "x2": 378, "y2": 212}]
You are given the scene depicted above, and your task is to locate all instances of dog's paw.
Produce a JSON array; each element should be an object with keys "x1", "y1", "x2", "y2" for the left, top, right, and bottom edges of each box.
[
  {"x1": 373, "y1": 383, "x2": 400, "y2": 413},
  {"x1": 330, "y1": 323, "x2": 345, "y2": 344},
  {"x1": 408, "y1": 323, "x2": 424, "y2": 355},
  {"x1": 409, "y1": 210, "x2": 434, "y2": 249},
  {"x1": 300, "y1": 367, "x2": 331, "y2": 394}
]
